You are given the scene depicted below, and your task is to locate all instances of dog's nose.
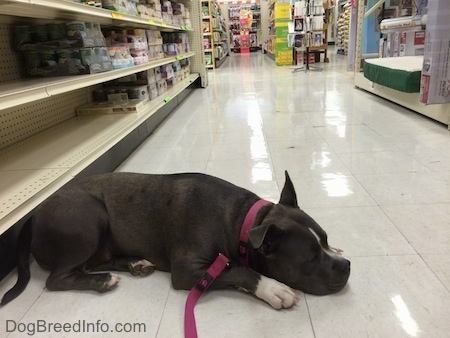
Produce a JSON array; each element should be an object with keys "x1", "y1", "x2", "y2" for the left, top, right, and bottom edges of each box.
[{"x1": 336, "y1": 259, "x2": 351, "y2": 274}]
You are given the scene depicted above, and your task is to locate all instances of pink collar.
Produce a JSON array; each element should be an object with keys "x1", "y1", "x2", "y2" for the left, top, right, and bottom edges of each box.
[
  {"x1": 184, "y1": 199, "x2": 273, "y2": 338},
  {"x1": 238, "y1": 199, "x2": 273, "y2": 266}
]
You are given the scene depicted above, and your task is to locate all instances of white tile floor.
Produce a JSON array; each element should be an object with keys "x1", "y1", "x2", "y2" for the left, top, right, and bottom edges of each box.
[{"x1": 1, "y1": 51, "x2": 450, "y2": 337}]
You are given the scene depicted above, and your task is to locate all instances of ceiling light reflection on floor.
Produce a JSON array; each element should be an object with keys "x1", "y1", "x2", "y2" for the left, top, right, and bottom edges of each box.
[
  {"x1": 321, "y1": 173, "x2": 353, "y2": 197},
  {"x1": 311, "y1": 151, "x2": 332, "y2": 170},
  {"x1": 391, "y1": 295, "x2": 420, "y2": 337},
  {"x1": 251, "y1": 162, "x2": 272, "y2": 183}
]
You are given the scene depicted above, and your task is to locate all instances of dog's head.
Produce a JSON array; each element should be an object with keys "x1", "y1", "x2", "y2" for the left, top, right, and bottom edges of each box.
[{"x1": 248, "y1": 171, "x2": 350, "y2": 295}]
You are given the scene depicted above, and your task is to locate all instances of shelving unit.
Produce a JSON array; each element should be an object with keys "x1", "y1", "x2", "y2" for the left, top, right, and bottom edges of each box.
[
  {"x1": 337, "y1": 2, "x2": 350, "y2": 54},
  {"x1": 263, "y1": 0, "x2": 292, "y2": 64},
  {"x1": 250, "y1": 3, "x2": 261, "y2": 51},
  {"x1": 264, "y1": 0, "x2": 276, "y2": 58},
  {"x1": 308, "y1": 0, "x2": 329, "y2": 62},
  {"x1": 212, "y1": 3, "x2": 229, "y2": 67},
  {"x1": 202, "y1": 0, "x2": 228, "y2": 68},
  {"x1": 202, "y1": 0, "x2": 214, "y2": 68},
  {"x1": 229, "y1": 2, "x2": 261, "y2": 53},
  {"x1": 353, "y1": 0, "x2": 450, "y2": 128},
  {"x1": 0, "y1": 0, "x2": 206, "y2": 235},
  {"x1": 0, "y1": 53, "x2": 195, "y2": 111},
  {"x1": 326, "y1": 2, "x2": 336, "y2": 44}
]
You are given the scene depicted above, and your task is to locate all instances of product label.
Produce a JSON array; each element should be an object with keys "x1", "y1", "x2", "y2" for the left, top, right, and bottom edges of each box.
[
  {"x1": 111, "y1": 12, "x2": 123, "y2": 19},
  {"x1": 400, "y1": 32, "x2": 406, "y2": 44},
  {"x1": 414, "y1": 31, "x2": 425, "y2": 45}
]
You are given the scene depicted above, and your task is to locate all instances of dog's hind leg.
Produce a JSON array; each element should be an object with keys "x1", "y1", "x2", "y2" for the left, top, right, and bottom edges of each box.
[
  {"x1": 88, "y1": 257, "x2": 156, "y2": 277},
  {"x1": 46, "y1": 268, "x2": 121, "y2": 293}
]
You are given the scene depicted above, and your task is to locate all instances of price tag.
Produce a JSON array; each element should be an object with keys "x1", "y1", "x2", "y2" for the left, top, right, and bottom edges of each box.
[
  {"x1": 164, "y1": 97, "x2": 171, "y2": 103},
  {"x1": 111, "y1": 12, "x2": 123, "y2": 19},
  {"x1": 176, "y1": 54, "x2": 187, "y2": 60},
  {"x1": 162, "y1": 22, "x2": 167, "y2": 27},
  {"x1": 149, "y1": 19, "x2": 155, "y2": 25}
]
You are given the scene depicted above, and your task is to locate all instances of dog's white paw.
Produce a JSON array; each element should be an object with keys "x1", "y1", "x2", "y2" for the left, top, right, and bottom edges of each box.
[
  {"x1": 130, "y1": 259, "x2": 156, "y2": 276},
  {"x1": 105, "y1": 274, "x2": 121, "y2": 291},
  {"x1": 255, "y1": 276, "x2": 299, "y2": 309}
]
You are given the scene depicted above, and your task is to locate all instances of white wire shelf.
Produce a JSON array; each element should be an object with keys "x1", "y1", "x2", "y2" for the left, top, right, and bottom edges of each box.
[
  {"x1": 0, "y1": 52, "x2": 196, "y2": 111},
  {"x1": 0, "y1": 73, "x2": 199, "y2": 234},
  {"x1": 0, "y1": 0, "x2": 193, "y2": 31}
]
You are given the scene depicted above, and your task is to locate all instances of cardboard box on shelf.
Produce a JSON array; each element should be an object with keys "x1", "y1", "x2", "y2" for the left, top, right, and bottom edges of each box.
[{"x1": 420, "y1": 0, "x2": 450, "y2": 104}]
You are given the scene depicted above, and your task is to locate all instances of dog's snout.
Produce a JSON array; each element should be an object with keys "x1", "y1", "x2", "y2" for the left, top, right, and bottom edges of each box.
[{"x1": 335, "y1": 259, "x2": 351, "y2": 274}]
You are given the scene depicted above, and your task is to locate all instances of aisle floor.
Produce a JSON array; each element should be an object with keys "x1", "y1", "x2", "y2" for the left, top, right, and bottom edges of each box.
[{"x1": 2, "y1": 52, "x2": 450, "y2": 337}]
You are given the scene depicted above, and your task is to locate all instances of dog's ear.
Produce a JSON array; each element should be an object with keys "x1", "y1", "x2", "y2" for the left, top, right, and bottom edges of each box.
[
  {"x1": 248, "y1": 224, "x2": 284, "y2": 257},
  {"x1": 279, "y1": 171, "x2": 298, "y2": 207}
]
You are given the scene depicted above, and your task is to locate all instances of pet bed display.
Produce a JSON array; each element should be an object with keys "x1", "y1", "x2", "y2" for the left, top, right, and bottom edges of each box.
[{"x1": 363, "y1": 56, "x2": 423, "y2": 93}]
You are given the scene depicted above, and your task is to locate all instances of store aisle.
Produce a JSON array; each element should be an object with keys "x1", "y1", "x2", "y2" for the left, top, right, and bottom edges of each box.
[{"x1": 2, "y1": 52, "x2": 450, "y2": 337}]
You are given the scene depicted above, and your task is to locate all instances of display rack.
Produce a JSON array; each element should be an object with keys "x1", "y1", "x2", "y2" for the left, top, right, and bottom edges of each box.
[
  {"x1": 308, "y1": 0, "x2": 329, "y2": 63},
  {"x1": 353, "y1": 0, "x2": 450, "y2": 129},
  {"x1": 202, "y1": 0, "x2": 215, "y2": 68},
  {"x1": 264, "y1": 0, "x2": 276, "y2": 57},
  {"x1": 265, "y1": 0, "x2": 292, "y2": 65},
  {"x1": 229, "y1": 2, "x2": 261, "y2": 53},
  {"x1": 291, "y1": 0, "x2": 327, "y2": 72},
  {"x1": 0, "y1": 0, "x2": 207, "y2": 235},
  {"x1": 337, "y1": 1, "x2": 350, "y2": 54},
  {"x1": 326, "y1": 1, "x2": 336, "y2": 44},
  {"x1": 202, "y1": 0, "x2": 228, "y2": 68},
  {"x1": 250, "y1": 3, "x2": 261, "y2": 50}
]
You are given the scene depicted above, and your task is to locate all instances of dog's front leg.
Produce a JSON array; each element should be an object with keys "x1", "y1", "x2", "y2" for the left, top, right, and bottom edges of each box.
[{"x1": 209, "y1": 266, "x2": 299, "y2": 309}]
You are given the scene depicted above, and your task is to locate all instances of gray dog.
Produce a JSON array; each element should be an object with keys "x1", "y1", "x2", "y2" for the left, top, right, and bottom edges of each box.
[{"x1": 1, "y1": 171, "x2": 350, "y2": 308}]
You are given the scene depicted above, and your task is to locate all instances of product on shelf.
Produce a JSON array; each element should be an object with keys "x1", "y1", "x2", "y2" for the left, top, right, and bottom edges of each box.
[
  {"x1": 202, "y1": 5, "x2": 209, "y2": 17},
  {"x1": 146, "y1": 30, "x2": 163, "y2": 45},
  {"x1": 104, "y1": 29, "x2": 149, "y2": 65},
  {"x1": 15, "y1": 22, "x2": 113, "y2": 76},
  {"x1": 95, "y1": 0, "x2": 190, "y2": 28},
  {"x1": 92, "y1": 85, "x2": 149, "y2": 101},
  {"x1": 74, "y1": 0, "x2": 102, "y2": 7},
  {"x1": 79, "y1": 58, "x2": 191, "y2": 115},
  {"x1": 162, "y1": 32, "x2": 191, "y2": 55},
  {"x1": 107, "y1": 46, "x2": 135, "y2": 69},
  {"x1": 204, "y1": 53, "x2": 212, "y2": 65},
  {"x1": 146, "y1": 30, "x2": 165, "y2": 60},
  {"x1": 76, "y1": 98, "x2": 150, "y2": 115},
  {"x1": 101, "y1": 0, "x2": 138, "y2": 15},
  {"x1": 203, "y1": 38, "x2": 211, "y2": 49}
]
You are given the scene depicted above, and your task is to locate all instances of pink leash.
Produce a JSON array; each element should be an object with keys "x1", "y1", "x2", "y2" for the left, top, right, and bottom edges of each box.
[{"x1": 184, "y1": 199, "x2": 273, "y2": 338}]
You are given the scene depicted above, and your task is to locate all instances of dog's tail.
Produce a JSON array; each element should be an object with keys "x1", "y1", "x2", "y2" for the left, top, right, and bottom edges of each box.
[{"x1": 1, "y1": 218, "x2": 32, "y2": 307}]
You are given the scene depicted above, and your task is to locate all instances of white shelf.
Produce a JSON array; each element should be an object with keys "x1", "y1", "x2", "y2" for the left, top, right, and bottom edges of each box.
[
  {"x1": 0, "y1": 73, "x2": 199, "y2": 234},
  {"x1": 0, "y1": 52, "x2": 196, "y2": 111},
  {"x1": 0, "y1": 0, "x2": 192, "y2": 31}
]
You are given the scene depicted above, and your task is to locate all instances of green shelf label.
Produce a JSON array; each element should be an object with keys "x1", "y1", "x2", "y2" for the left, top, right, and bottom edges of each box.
[{"x1": 164, "y1": 97, "x2": 172, "y2": 103}]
